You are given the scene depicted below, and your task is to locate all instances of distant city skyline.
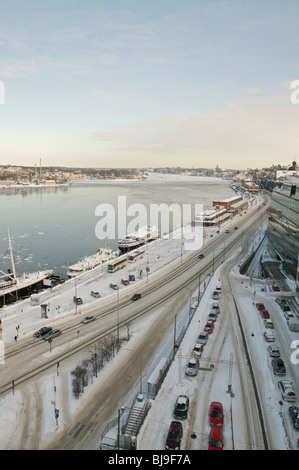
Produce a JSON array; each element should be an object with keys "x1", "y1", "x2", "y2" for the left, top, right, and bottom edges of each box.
[{"x1": 1, "y1": 0, "x2": 299, "y2": 169}]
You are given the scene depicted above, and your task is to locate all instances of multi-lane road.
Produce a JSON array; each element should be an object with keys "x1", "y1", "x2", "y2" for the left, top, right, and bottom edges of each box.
[{"x1": 0, "y1": 197, "x2": 277, "y2": 449}]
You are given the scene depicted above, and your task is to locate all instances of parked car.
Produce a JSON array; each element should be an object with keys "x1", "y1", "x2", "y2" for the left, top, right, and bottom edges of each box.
[
  {"x1": 212, "y1": 302, "x2": 220, "y2": 313},
  {"x1": 43, "y1": 328, "x2": 62, "y2": 340},
  {"x1": 192, "y1": 343, "x2": 204, "y2": 357},
  {"x1": 278, "y1": 380, "x2": 297, "y2": 402},
  {"x1": 208, "y1": 426, "x2": 223, "y2": 450},
  {"x1": 174, "y1": 395, "x2": 189, "y2": 420},
  {"x1": 276, "y1": 298, "x2": 290, "y2": 310},
  {"x1": 81, "y1": 315, "x2": 95, "y2": 324},
  {"x1": 256, "y1": 302, "x2": 265, "y2": 311},
  {"x1": 264, "y1": 319, "x2": 274, "y2": 329},
  {"x1": 197, "y1": 331, "x2": 209, "y2": 345},
  {"x1": 204, "y1": 321, "x2": 214, "y2": 334},
  {"x1": 185, "y1": 357, "x2": 199, "y2": 376},
  {"x1": 165, "y1": 421, "x2": 183, "y2": 450},
  {"x1": 272, "y1": 284, "x2": 280, "y2": 291},
  {"x1": 268, "y1": 344, "x2": 280, "y2": 357},
  {"x1": 260, "y1": 310, "x2": 270, "y2": 319},
  {"x1": 33, "y1": 326, "x2": 52, "y2": 338},
  {"x1": 281, "y1": 303, "x2": 291, "y2": 312},
  {"x1": 131, "y1": 293, "x2": 141, "y2": 301},
  {"x1": 90, "y1": 291, "x2": 100, "y2": 298},
  {"x1": 264, "y1": 330, "x2": 275, "y2": 342},
  {"x1": 284, "y1": 311, "x2": 295, "y2": 321},
  {"x1": 208, "y1": 312, "x2": 217, "y2": 323},
  {"x1": 271, "y1": 358, "x2": 286, "y2": 375},
  {"x1": 288, "y1": 406, "x2": 299, "y2": 429},
  {"x1": 73, "y1": 296, "x2": 83, "y2": 305},
  {"x1": 212, "y1": 292, "x2": 219, "y2": 300},
  {"x1": 110, "y1": 283, "x2": 119, "y2": 290},
  {"x1": 121, "y1": 279, "x2": 130, "y2": 285},
  {"x1": 209, "y1": 402, "x2": 224, "y2": 428}
]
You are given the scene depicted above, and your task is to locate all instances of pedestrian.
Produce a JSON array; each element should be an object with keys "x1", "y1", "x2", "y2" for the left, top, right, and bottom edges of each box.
[{"x1": 14, "y1": 335, "x2": 17, "y2": 342}]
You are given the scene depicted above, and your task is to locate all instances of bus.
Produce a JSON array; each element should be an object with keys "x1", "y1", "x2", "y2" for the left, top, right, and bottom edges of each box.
[
  {"x1": 107, "y1": 255, "x2": 127, "y2": 273},
  {"x1": 127, "y1": 250, "x2": 145, "y2": 263}
]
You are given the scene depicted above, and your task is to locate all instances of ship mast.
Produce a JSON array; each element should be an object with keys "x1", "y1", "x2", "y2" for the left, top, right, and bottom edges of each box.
[{"x1": 7, "y1": 226, "x2": 17, "y2": 282}]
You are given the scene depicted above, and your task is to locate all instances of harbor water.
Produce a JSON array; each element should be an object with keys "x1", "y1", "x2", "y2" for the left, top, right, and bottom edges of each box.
[{"x1": 0, "y1": 175, "x2": 233, "y2": 276}]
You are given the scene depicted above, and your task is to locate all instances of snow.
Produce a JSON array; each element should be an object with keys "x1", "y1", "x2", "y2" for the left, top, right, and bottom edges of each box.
[{"x1": 0, "y1": 192, "x2": 297, "y2": 450}]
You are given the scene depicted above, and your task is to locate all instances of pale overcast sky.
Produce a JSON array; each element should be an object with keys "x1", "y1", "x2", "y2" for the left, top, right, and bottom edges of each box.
[{"x1": 0, "y1": 0, "x2": 299, "y2": 169}]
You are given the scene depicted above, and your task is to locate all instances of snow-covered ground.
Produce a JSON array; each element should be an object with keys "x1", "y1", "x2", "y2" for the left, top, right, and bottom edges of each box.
[{"x1": 2, "y1": 192, "x2": 294, "y2": 451}]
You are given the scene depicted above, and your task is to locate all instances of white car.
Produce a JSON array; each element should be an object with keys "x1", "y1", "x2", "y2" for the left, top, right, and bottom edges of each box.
[
  {"x1": 264, "y1": 330, "x2": 275, "y2": 342},
  {"x1": 81, "y1": 315, "x2": 95, "y2": 324},
  {"x1": 185, "y1": 357, "x2": 199, "y2": 376},
  {"x1": 192, "y1": 343, "x2": 204, "y2": 357},
  {"x1": 278, "y1": 380, "x2": 297, "y2": 402}
]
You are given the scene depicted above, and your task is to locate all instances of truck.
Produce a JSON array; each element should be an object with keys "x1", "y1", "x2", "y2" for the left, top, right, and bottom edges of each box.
[{"x1": 287, "y1": 319, "x2": 299, "y2": 332}]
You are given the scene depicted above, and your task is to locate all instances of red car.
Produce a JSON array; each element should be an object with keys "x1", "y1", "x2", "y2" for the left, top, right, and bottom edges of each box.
[
  {"x1": 260, "y1": 309, "x2": 270, "y2": 319},
  {"x1": 165, "y1": 421, "x2": 183, "y2": 450},
  {"x1": 121, "y1": 279, "x2": 130, "y2": 285},
  {"x1": 209, "y1": 402, "x2": 224, "y2": 427},
  {"x1": 272, "y1": 284, "x2": 280, "y2": 291},
  {"x1": 256, "y1": 303, "x2": 265, "y2": 311},
  {"x1": 208, "y1": 426, "x2": 224, "y2": 450},
  {"x1": 204, "y1": 321, "x2": 214, "y2": 334}
]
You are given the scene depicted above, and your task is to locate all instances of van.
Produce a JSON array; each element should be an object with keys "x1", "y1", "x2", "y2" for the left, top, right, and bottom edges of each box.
[{"x1": 287, "y1": 320, "x2": 299, "y2": 332}]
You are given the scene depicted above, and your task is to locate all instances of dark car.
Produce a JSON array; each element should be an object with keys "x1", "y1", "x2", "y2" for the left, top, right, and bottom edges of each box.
[
  {"x1": 131, "y1": 293, "x2": 141, "y2": 301},
  {"x1": 198, "y1": 253, "x2": 204, "y2": 259},
  {"x1": 174, "y1": 395, "x2": 189, "y2": 420},
  {"x1": 33, "y1": 326, "x2": 52, "y2": 338},
  {"x1": 165, "y1": 421, "x2": 183, "y2": 450},
  {"x1": 73, "y1": 296, "x2": 83, "y2": 305},
  {"x1": 272, "y1": 358, "x2": 286, "y2": 375},
  {"x1": 42, "y1": 328, "x2": 62, "y2": 340},
  {"x1": 288, "y1": 406, "x2": 299, "y2": 429}
]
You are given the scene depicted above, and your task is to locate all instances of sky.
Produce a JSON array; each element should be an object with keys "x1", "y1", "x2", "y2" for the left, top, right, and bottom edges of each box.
[{"x1": 0, "y1": 0, "x2": 299, "y2": 170}]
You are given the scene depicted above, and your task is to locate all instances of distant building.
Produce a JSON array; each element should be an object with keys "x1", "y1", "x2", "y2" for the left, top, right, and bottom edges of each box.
[{"x1": 268, "y1": 180, "x2": 299, "y2": 291}]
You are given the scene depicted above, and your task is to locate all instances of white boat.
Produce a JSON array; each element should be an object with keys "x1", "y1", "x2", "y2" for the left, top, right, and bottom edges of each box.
[
  {"x1": 118, "y1": 225, "x2": 159, "y2": 253},
  {"x1": 67, "y1": 247, "x2": 119, "y2": 277},
  {"x1": 0, "y1": 227, "x2": 53, "y2": 307}
]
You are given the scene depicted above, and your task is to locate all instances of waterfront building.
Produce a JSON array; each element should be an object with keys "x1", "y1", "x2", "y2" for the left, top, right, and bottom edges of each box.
[{"x1": 268, "y1": 179, "x2": 299, "y2": 290}]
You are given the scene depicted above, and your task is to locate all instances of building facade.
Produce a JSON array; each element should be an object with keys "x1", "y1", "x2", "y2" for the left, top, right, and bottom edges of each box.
[{"x1": 268, "y1": 181, "x2": 299, "y2": 290}]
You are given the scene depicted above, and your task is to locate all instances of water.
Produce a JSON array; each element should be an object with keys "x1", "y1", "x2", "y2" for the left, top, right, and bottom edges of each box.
[{"x1": 0, "y1": 175, "x2": 233, "y2": 276}]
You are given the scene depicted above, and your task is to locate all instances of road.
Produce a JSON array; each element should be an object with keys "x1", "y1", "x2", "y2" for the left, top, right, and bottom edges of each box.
[{"x1": 0, "y1": 197, "x2": 270, "y2": 449}]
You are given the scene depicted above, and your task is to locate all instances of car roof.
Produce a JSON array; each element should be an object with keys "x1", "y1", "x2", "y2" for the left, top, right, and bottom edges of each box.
[
  {"x1": 210, "y1": 426, "x2": 222, "y2": 438},
  {"x1": 177, "y1": 395, "x2": 188, "y2": 404}
]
